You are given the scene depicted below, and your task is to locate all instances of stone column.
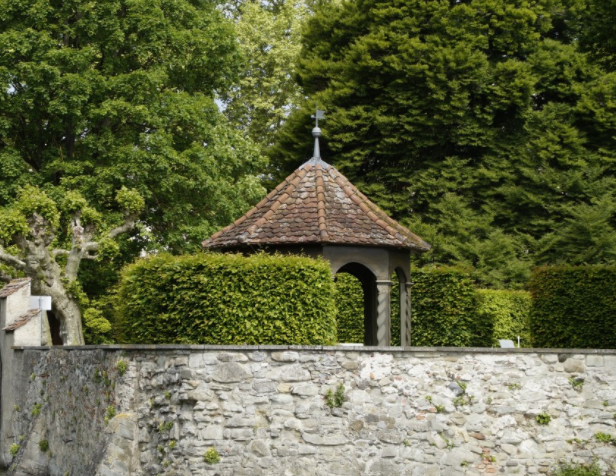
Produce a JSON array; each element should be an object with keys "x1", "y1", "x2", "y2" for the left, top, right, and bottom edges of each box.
[
  {"x1": 401, "y1": 281, "x2": 414, "y2": 346},
  {"x1": 375, "y1": 280, "x2": 392, "y2": 346}
]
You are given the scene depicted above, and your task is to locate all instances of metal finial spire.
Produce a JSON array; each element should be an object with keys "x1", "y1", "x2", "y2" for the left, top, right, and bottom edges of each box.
[{"x1": 311, "y1": 108, "x2": 325, "y2": 159}]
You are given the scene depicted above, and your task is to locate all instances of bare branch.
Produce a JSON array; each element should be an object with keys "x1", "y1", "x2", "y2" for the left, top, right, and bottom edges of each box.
[
  {"x1": 83, "y1": 241, "x2": 99, "y2": 252},
  {"x1": 67, "y1": 211, "x2": 138, "y2": 275},
  {"x1": 108, "y1": 213, "x2": 138, "y2": 240},
  {"x1": 0, "y1": 246, "x2": 27, "y2": 270},
  {"x1": 53, "y1": 249, "x2": 71, "y2": 258},
  {"x1": 82, "y1": 213, "x2": 138, "y2": 253}
]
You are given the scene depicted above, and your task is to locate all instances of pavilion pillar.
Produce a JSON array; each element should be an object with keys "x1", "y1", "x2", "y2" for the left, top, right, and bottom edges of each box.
[
  {"x1": 401, "y1": 281, "x2": 413, "y2": 346},
  {"x1": 375, "y1": 280, "x2": 392, "y2": 346}
]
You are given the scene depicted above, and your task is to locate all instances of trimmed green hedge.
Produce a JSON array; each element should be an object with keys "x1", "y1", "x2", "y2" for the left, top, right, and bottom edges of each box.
[
  {"x1": 476, "y1": 289, "x2": 531, "y2": 347},
  {"x1": 334, "y1": 273, "x2": 364, "y2": 343},
  {"x1": 117, "y1": 257, "x2": 610, "y2": 348},
  {"x1": 115, "y1": 252, "x2": 337, "y2": 345},
  {"x1": 529, "y1": 265, "x2": 616, "y2": 348},
  {"x1": 411, "y1": 267, "x2": 482, "y2": 347}
]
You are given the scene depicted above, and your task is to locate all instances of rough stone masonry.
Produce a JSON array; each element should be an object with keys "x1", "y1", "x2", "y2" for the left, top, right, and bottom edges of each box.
[{"x1": 3, "y1": 346, "x2": 616, "y2": 476}]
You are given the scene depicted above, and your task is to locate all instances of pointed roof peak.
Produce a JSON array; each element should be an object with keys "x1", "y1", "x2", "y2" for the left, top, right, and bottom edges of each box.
[
  {"x1": 311, "y1": 108, "x2": 325, "y2": 160},
  {"x1": 202, "y1": 115, "x2": 430, "y2": 252},
  {"x1": 300, "y1": 157, "x2": 331, "y2": 169},
  {"x1": 203, "y1": 160, "x2": 430, "y2": 252}
]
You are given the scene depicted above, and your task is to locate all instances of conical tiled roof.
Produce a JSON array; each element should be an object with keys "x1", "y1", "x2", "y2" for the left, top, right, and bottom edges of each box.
[{"x1": 203, "y1": 158, "x2": 431, "y2": 252}]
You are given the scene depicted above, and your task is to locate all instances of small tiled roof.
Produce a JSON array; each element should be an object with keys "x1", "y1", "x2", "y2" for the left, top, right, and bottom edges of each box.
[
  {"x1": 0, "y1": 278, "x2": 31, "y2": 298},
  {"x1": 203, "y1": 158, "x2": 430, "y2": 252},
  {"x1": 3, "y1": 308, "x2": 40, "y2": 332}
]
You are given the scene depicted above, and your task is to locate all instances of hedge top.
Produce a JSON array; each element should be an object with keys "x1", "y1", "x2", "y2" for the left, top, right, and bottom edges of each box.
[
  {"x1": 114, "y1": 252, "x2": 337, "y2": 345},
  {"x1": 202, "y1": 159, "x2": 430, "y2": 252}
]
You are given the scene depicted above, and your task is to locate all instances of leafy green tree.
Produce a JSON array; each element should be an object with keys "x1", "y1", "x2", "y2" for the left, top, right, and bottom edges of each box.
[
  {"x1": 0, "y1": 186, "x2": 144, "y2": 344},
  {"x1": 0, "y1": 0, "x2": 266, "y2": 343},
  {"x1": 223, "y1": 0, "x2": 309, "y2": 149},
  {"x1": 269, "y1": 0, "x2": 616, "y2": 286},
  {"x1": 577, "y1": 0, "x2": 616, "y2": 70}
]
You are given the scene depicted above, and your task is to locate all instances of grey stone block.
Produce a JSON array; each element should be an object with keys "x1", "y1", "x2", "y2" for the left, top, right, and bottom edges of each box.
[
  {"x1": 212, "y1": 362, "x2": 251, "y2": 383},
  {"x1": 301, "y1": 432, "x2": 348, "y2": 446},
  {"x1": 564, "y1": 359, "x2": 585, "y2": 373},
  {"x1": 586, "y1": 355, "x2": 604, "y2": 367}
]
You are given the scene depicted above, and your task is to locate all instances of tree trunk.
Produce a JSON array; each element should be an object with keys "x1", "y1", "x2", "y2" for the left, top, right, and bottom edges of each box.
[
  {"x1": 31, "y1": 275, "x2": 84, "y2": 346},
  {"x1": 19, "y1": 224, "x2": 86, "y2": 346},
  {"x1": 1, "y1": 208, "x2": 138, "y2": 346}
]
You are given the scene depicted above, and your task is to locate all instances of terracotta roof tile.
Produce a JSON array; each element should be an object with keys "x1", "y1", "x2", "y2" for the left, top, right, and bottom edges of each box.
[
  {"x1": 0, "y1": 278, "x2": 31, "y2": 298},
  {"x1": 202, "y1": 159, "x2": 431, "y2": 252},
  {"x1": 3, "y1": 308, "x2": 40, "y2": 331}
]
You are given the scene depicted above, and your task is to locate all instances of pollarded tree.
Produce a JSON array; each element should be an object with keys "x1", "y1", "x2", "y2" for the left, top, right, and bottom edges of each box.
[
  {"x1": 0, "y1": 0, "x2": 268, "y2": 343},
  {"x1": 0, "y1": 186, "x2": 144, "y2": 345},
  {"x1": 0, "y1": 0, "x2": 266, "y2": 252}
]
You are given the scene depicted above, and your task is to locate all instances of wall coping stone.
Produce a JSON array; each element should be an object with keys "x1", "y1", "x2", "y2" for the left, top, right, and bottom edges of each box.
[{"x1": 12, "y1": 344, "x2": 616, "y2": 354}]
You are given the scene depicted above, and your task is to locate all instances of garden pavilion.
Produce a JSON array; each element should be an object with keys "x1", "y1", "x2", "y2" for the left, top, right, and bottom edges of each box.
[{"x1": 203, "y1": 121, "x2": 430, "y2": 346}]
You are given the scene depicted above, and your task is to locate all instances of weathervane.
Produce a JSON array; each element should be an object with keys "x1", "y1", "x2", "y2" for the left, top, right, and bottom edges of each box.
[{"x1": 311, "y1": 108, "x2": 325, "y2": 159}]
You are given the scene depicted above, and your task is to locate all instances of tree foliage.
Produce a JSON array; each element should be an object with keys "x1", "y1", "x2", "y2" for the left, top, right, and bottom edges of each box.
[
  {"x1": 0, "y1": 0, "x2": 266, "y2": 250},
  {"x1": 269, "y1": 0, "x2": 616, "y2": 288},
  {"x1": 577, "y1": 0, "x2": 616, "y2": 70},
  {"x1": 0, "y1": 0, "x2": 267, "y2": 343},
  {"x1": 224, "y1": 0, "x2": 308, "y2": 150}
]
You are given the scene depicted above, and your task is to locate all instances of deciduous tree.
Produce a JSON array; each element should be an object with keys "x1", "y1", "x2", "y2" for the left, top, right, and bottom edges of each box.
[
  {"x1": 223, "y1": 0, "x2": 309, "y2": 149},
  {"x1": 0, "y1": 0, "x2": 266, "y2": 342}
]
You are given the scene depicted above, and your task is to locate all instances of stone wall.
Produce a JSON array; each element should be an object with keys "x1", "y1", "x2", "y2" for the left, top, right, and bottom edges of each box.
[
  {"x1": 3, "y1": 346, "x2": 616, "y2": 476},
  {"x1": 2, "y1": 349, "x2": 134, "y2": 474}
]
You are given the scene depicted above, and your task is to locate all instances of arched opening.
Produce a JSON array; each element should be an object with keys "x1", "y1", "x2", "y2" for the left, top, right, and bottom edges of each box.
[
  {"x1": 47, "y1": 311, "x2": 63, "y2": 346},
  {"x1": 334, "y1": 262, "x2": 377, "y2": 345},
  {"x1": 334, "y1": 273, "x2": 364, "y2": 344}
]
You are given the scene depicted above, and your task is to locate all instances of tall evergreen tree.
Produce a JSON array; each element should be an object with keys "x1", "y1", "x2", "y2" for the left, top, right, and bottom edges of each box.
[{"x1": 269, "y1": 0, "x2": 616, "y2": 287}]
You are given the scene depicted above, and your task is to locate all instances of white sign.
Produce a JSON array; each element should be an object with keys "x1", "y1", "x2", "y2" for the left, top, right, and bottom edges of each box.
[
  {"x1": 30, "y1": 296, "x2": 52, "y2": 311},
  {"x1": 498, "y1": 339, "x2": 515, "y2": 348}
]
